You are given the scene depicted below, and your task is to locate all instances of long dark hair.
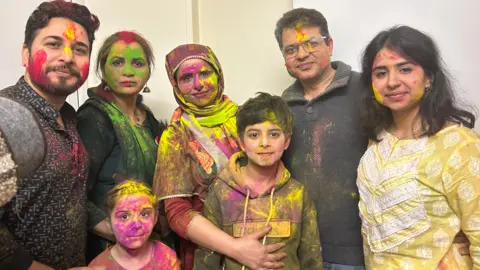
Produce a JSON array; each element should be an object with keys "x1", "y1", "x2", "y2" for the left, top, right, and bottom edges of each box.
[{"x1": 360, "y1": 25, "x2": 476, "y2": 141}]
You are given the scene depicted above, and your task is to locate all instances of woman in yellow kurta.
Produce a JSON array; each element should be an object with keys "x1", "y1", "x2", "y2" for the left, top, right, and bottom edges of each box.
[{"x1": 357, "y1": 25, "x2": 479, "y2": 269}]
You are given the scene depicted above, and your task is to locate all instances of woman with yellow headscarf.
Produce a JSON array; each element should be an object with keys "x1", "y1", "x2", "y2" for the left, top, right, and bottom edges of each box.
[{"x1": 153, "y1": 44, "x2": 286, "y2": 270}]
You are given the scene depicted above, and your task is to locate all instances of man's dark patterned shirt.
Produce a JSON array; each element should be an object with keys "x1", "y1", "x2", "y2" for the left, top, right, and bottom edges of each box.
[{"x1": 0, "y1": 77, "x2": 88, "y2": 270}]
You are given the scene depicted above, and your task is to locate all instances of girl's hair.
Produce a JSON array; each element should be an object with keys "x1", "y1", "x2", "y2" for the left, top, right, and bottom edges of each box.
[
  {"x1": 360, "y1": 25, "x2": 476, "y2": 141},
  {"x1": 95, "y1": 30, "x2": 155, "y2": 79},
  {"x1": 104, "y1": 179, "x2": 157, "y2": 216}
]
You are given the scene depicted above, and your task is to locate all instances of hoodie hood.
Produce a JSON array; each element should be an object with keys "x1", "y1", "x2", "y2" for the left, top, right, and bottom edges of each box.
[{"x1": 217, "y1": 151, "x2": 291, "y2": 199}]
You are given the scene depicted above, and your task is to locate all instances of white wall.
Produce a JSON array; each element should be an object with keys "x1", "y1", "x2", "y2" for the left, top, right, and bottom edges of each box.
[
  {"x1": 84, "y1": 0, "x2": 193, "y2": 120},
  {"x1": 0, "y1": 0, "x2": 46, "y2": 87},
  {"x1": 294, "y1": 0, "x2": 480, "y2": 131},
  {"x1": 197, "y1": 0, "x2": 294, "y2": 104}
]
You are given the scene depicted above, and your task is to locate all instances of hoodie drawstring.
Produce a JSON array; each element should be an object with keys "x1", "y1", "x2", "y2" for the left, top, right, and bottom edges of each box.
[
  {"x1": 240, "y1": 187, "x2": 276, "y2": 270},
  {"x1": 240, "y1": 188, "x2": 251, "y2": 237}
]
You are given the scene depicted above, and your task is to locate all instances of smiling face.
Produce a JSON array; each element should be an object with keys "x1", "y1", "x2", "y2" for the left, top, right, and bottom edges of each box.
[
  {"x1": 110, "y1": 194, "x2": 156, "y2": 250},
  {"x1": 22, "y1": 17, "x2": 90, "y2": 96},
  {"x1": 281, "y1": 25, "x2": 333, "y2": 81},
  {"x1": 241, "y1": 121, "x2": 290, "y2": 168},
  {"x1": 176, "y1": 58, "x2": 219, "y2": 107},
  {"x1": 104, "y1": 41, "x2": 150, "y2": 96},
  {"x1": 371, "y1": 48, "x2": 431, "y2": 113}
]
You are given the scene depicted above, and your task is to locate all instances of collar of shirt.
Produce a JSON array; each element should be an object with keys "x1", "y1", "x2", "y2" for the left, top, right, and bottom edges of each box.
[{"x1": 15, "y1": 77, "x2": 76, "y2": 130}]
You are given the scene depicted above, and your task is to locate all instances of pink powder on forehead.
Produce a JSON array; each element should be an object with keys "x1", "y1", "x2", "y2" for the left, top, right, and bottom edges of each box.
[
  {"x1": 181, "y1": 64, "x2": 205, "y2": 73},
  {"x1": 117, "y1": 31, "x2": 137, "y2": 44}
]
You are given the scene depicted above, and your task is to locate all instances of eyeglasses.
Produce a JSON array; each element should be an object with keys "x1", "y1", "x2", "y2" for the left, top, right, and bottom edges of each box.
[{"x1": 282, "y1": 36, "x2": 329, "y2": 59}]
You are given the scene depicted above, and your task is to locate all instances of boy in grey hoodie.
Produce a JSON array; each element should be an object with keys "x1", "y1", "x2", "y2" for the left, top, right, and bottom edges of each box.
[{"x1": 194, "y1": 93, "x2": 323, "y2": 270}]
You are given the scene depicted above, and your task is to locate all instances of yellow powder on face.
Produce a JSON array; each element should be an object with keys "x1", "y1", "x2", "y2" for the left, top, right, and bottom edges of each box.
[
  {"x1": 64, "y1": 46, "x2": 72, "y2": 55},
  {"x1": 201, "y1": 65, "x2": 219, "y2": 89},
  {"x1": 372, "y1": 82, "x2": 383, "y2": 104},
  {"x1": 64, "y1": 22, "x2": 76, "y2": 41},
  {"x1": 295, "y1": 22, "x2": 307, "y2": 43},
  {"x1": 411, "y1": 78, "x2": 425, "y2": 102},
  {"x1": 411, "y1": 88, "x2": 424, "y2": 102},
  {"x1": 116, "y1": 181, "x2": 156, "y2": 206},
  {"x1": 63, "y1": 22, "x2": 76, "y2": 57}
]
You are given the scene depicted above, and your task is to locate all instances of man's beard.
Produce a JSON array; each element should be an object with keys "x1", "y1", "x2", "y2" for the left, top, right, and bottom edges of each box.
[{"x1": 28, "y1": 58, "x2": 83, "y2": 97}]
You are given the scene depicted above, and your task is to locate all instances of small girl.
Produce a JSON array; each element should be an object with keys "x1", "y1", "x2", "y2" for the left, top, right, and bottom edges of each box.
[{"x1": 89, "y1": 180, "x2": 180, "y2": 270}]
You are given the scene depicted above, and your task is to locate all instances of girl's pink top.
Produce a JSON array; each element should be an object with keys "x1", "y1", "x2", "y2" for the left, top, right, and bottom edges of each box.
[{"x1": 89, "y1": 240, "x2": 180, "y2": 270}]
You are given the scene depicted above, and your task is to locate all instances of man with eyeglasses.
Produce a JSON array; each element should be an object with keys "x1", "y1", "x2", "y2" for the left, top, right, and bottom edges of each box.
[{"x1": 274, "y1": 8, "x2": 367, "y2": 270}]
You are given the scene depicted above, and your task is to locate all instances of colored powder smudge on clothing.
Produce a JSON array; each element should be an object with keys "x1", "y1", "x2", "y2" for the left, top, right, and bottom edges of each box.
[
  {"x1": 224, "y1": 189, "x2": 244, "y2": 203},
  {"x1": 71, "y1": 143, "x2": 80, "y2": 175},
  {"x1": 307, "y1": 121, "x2": 332, "y2": 174},
  {"x1": 214, "y1": 138, "x2": 235, "y2": 158}
]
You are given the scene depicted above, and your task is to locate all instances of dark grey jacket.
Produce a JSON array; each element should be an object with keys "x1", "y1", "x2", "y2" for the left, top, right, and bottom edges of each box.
[{"x1": 282, "y1": 61, "x2": 368, "y2": 265}]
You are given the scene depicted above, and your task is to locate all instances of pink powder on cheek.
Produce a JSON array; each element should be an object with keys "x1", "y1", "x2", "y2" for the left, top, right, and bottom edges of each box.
[
  {"x1": 28, "y1": 50, "x2": 48, "y2": 84},
  {"x1": 179, "y1": 81, "x2": 194, "y2": 94},
  {"x1": 113, "y1": 218, "x2": 154, "y2": 247},
  {"x1": 77, "y1": 62, "x2": 90, "y2": 88},
  {"x1": 320, "y1": 52, "x2": 329, "y2": 68},
  {"x1": 179, "y1": 64, "x2": 206, "y2": 90}
]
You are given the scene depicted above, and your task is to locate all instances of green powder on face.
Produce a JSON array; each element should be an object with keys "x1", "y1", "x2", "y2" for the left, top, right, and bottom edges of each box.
[{"x1": 105, "y1": 43, "x2": 149, "y2": 91}]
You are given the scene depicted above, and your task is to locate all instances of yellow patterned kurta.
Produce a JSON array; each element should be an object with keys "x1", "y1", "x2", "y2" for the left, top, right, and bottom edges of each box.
[{"x1": 357, "y1": 125, "x2": 480, "y2": 269}]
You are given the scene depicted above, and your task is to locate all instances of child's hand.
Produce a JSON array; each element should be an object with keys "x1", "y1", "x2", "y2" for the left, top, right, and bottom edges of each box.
[{"x1": 232, "y1": 225, "x2": 287, "y2": 269}]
